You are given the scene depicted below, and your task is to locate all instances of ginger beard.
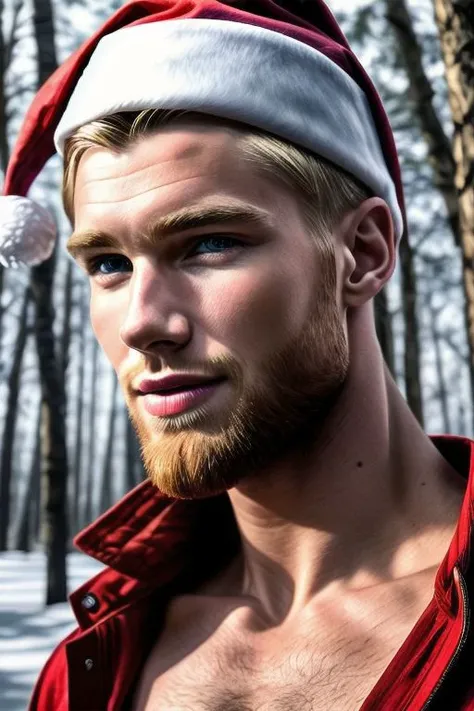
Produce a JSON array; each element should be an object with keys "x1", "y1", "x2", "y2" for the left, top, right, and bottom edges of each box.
[{"x1": 122, "y1": 243, "x2": 349, "y2": 499}]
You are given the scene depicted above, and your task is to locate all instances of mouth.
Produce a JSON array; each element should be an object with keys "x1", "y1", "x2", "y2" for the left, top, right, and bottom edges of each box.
[
  {"x1": 152, "y1": 376, "x2": 227, "y2": 395},
  {"x1": 140, "y1": 377, "x2": 228, "y2": 417}
]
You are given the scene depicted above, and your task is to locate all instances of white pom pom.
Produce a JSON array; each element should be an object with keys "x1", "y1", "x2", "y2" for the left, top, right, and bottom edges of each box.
[{"x1": 0, "y1": 195, "x2": 57, "y2": 268}]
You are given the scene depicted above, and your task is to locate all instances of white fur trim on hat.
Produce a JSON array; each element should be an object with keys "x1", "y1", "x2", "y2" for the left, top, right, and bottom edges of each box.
[{"x1": 54, "y1": 18, "x2": 403, "y2": 239}]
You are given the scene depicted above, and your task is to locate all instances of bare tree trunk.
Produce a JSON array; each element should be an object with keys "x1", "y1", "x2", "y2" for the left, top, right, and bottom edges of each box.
[
  {"x1": 399, "y1": 237, "x2": 424, "y2": 425},
  {"x1": 60, "y1": 260, "x2": 73, "y2": 383},
  {"x1": 31, "y1": 245, "x2": 68, "y2": 604},
  {"x1": 31, "y1": 0, "x2": 68, "y2": 604},
  {"x1": 125, "y1": 414, "x2": 143, "y2": 490},
  {"x1": 72, "y1": 284, "x2": 86, "y2": 535},
  {"x1": 60, "y1": 261, "x2": 73, "y2": 538},
  {"x1": 15, "y1": 407, "x2": 42, "y2": 552},
  {"x1": 386, "y1": 0, "x2": 460, "y2": 238},
  {"x1": 0, "y1": 287, "x2": 30, "y2": 550},
  {"x1": 434, "y1": 0, "x2": 474, "y2": 431},
  {"x1": 429, "y1": 303, "x2": 452, "y2": 431},
  {"x1": 0, "y1": 267, "x2": 4, "y2": 374},
  {"x1": 386, "y1": 0, "x2": 474, "y2": 425},
  {"x1": 0, "y1": 0, "x2": 9, "y2": 173},
  {"x1": 83, "y1": 338, "x2": 99, "y2": 527},
  {"x1": 31, "y1": 424, "x2": 42, "y2": 544},
  {"x1": 0, "y1": 0, "x2": 23, "y2": 348},
  {"x1": 33, "y1": 0, "x2": 57, "y2": 84},
  {"x1": 0, "y1": 0, "x2": 8, "y2": 385},
  {"x1": 458, "y1": 398, "x2": 470, "y2": 435},
  {"x1": 374, "y1": 289, "x2": 396, "y2": 375},
  {"x1": 99, "y1": 376, "x2": 118, "y2": 514}
]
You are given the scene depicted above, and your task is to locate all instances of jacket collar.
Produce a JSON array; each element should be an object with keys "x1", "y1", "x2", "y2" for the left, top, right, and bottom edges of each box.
[
  {"x1": 74, "y1": 480, "x2": 238, "y2": 582},
  {"x1": 73, "y1": 435, "x2": 474, "y2": 619},
  {"x1": 431, "y1": 436, "x2": 474, "y2": 614}
]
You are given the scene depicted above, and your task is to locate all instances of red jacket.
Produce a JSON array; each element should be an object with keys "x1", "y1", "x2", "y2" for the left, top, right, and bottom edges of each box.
[{"x1": 29, "y1": 435, "x2": 474, "y2": 710}]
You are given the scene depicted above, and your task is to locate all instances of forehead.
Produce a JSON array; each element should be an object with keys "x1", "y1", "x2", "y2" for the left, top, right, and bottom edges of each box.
[
  {"x1": 74, "y1": 120, "x2": 255, "y2": 215},
  {"x1": 71, "y1": 119, "x2": 310, "y2": 254}
]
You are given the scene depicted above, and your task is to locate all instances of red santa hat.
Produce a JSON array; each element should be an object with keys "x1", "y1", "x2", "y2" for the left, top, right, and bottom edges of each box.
[{"x1": 0, "y1": 0, "x2": 406, "y2": 268}]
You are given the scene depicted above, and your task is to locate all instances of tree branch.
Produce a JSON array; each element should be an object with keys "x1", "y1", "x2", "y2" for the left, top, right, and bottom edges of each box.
[{"x1": 4, "y1": 0, "x2": 24, "y2": 71}]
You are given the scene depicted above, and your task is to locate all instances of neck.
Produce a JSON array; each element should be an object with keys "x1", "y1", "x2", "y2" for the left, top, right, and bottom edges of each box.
[{"x1": 225, "y1": 309, "x2": 464, "y2": 623}]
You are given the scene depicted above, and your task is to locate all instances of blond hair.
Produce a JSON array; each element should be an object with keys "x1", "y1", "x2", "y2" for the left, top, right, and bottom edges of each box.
[{"x1": 62, "y1": 109, "x2": 371, "y2": 239}]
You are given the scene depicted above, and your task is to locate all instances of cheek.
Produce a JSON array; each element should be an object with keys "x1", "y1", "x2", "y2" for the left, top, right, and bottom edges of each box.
[
  {"x1": 202, "y1": 264, "x2": 305, "y2": 357},
  {"x1": 90, "y1": 289, "x2": 128, "y2": 369},
  {"x1": 87, "y1": 253, "x2": 311, "y2": 367}
]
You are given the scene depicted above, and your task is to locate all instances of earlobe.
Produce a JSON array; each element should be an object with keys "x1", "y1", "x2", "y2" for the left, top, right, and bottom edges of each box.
[{"x1": 342, "y1": 198, "x2": 395, "y2": 308}]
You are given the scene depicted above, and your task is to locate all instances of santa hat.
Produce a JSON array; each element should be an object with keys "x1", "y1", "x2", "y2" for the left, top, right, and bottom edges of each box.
[{"x1": 0, "y1": 0, "x2": 406, "y2": 268}]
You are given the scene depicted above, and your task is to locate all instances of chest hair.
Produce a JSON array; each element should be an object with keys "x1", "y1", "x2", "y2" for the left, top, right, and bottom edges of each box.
[{"x1": 135, "y1": 605, "x2": 398, "y2": 711}]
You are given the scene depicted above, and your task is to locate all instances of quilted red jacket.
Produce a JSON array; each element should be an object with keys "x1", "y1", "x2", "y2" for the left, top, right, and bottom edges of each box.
[{"x1": 28, "y1": 435, "x2": 474, "y2": 710}]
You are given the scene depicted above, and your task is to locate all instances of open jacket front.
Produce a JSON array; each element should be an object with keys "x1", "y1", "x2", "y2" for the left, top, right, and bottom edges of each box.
[{"x1": 28, "y1": 436, "x2": 474, "y2": 711}]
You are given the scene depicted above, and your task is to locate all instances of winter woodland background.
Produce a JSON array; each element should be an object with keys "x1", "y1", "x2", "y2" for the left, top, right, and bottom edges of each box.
[{"x1": 0, "y1": 0, "x2": 473, "y2": 709}]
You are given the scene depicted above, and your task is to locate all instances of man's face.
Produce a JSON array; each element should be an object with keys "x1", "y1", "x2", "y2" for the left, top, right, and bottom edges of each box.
[{"x1": 71, "y1": 120, "x2": 349, "y2": 498}]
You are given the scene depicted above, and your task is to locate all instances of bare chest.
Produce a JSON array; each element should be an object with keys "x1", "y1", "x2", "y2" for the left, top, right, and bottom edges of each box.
[
  {"x1": 133, "y1": 639, "x2": 393, "y2": 711},
  {"x1": 131, "y1": 598, "x2": 415, "y2": 711}
]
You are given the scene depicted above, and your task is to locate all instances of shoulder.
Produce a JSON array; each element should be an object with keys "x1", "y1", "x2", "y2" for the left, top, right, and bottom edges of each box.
[{"x1": 28, "y1": 626, "x2": 82, "y2": 711}]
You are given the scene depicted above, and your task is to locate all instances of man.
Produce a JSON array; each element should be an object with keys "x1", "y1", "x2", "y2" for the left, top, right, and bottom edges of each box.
[{"x1": 1, "y1": 1, "x2": 473, "y2": 709}]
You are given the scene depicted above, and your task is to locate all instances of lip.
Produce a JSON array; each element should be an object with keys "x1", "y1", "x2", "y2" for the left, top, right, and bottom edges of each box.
[
  {"x1": 141, "y1": 379, "x2": 226, "y2": 417},
  {"x1": 137, "y1": 374, "x2": 225, "y2": 395}
]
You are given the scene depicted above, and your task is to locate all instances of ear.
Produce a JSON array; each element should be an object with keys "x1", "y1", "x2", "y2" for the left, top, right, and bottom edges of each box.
[{"x1": 340, "y1": 198, "x2": 396, "y2": 308}]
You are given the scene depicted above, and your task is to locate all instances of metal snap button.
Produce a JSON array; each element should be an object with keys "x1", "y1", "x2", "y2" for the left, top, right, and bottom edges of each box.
[
  {"x1": 81, "y1": 593, "x2": 99, "y2": 611},
  {"x1": 85, "y1": 658, "x2": 94, "y2": 671}
]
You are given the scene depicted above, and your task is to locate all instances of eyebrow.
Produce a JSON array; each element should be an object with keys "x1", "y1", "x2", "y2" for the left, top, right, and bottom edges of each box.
[{"x1": 66, "y1": 202, "x2": 274, "y2": 261}]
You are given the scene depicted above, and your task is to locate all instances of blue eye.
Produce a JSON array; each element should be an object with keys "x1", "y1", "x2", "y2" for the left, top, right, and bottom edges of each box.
[
  {"x1": 87, "y1": 255, "x2": 132, "y2": 276},
  {"x1": 85, "y1": 236, "x2": 243, "y2": 279},
  {"x1": 190, "y1": 236, "x2": 243, "y2": 255}
]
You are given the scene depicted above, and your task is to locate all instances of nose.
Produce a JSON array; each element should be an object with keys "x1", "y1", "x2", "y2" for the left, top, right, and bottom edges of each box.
[{"x1": 119, "y1": 260, "x2": 191, "y2": 354}]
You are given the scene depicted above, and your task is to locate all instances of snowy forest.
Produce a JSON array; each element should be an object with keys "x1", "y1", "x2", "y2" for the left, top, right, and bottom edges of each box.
[{"x1": 0, "y1": 0, "x2": 473, "y2": 706}]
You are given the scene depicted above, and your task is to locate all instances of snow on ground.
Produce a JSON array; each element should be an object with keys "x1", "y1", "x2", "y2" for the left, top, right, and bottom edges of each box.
[{"x1": 0, "y1": 552, "x2": 104, "y2": 711}]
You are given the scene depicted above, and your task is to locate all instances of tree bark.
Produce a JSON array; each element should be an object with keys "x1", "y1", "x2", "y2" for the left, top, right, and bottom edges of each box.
[
  {"x1": 386, "y1": 0, "x2": 460, "y2": 239},
  {"x1": 386, "y1": 0, "x2": 474, "y2": 427},
  {"x1": 429, "y1": 302, "x2": 452, "y2": 431},
  {"x1": 31, "y1": 421, "x2": 42, "y2": 544},
  {"x1": 83, "y1": 337, "x2": 99, "y2": 527},
  {"x1": 434, "y1": 0, "x2": 474, "y2": 430},
  {"x1": 60, "y1": 261, "x2": 73, "y2": 536},
  {"x1": 31, "y1": 244, "x2": 68, "y2": 604},
  {"x1": 125, "y1": 414, "x2": 144, "y2": 491},
  {"x1": 0, "y1": 0, "x2": 8, "y2": 386},
  {"x1": 33, "y1": 0, "x2": 57, "y2": 85},
  {"x1": 0, "y1": 0, "x2": 9, "y2": 173},
  {"x1": 399, "y1": 236, "x2": 424, "y2": 425},
  {"x1": 15, "y1": 406, "x2": 42, "y2": 552},
  {"x1": 99, "y1": 375, "x2": 118, "y2": 514},
  {"x1": 60, "y1": 260, "x2": 73, "y2": 385},
  {"x1": 374, "y1": 288, "x2": 396, "y2": 376},
  {"x1": 72, "y1": 284, "x2": 86, "y2": 535},
  {"x1": 0, "y1": 0, "x2": 23, "y2": 356},
  {"x1": 31, "y1": 0, "x2": 68, "y2": 604},
  {"x1": 458, "y1": 398, "x2": 469, "y2": 434},
  {"x1": 0, "y1": 287, "x2": 31, "y2": 550}
]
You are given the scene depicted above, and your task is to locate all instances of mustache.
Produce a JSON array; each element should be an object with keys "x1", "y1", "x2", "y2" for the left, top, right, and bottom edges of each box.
[{"x1": 118, "y1": 354, "x2": 243, "y2": 395}]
